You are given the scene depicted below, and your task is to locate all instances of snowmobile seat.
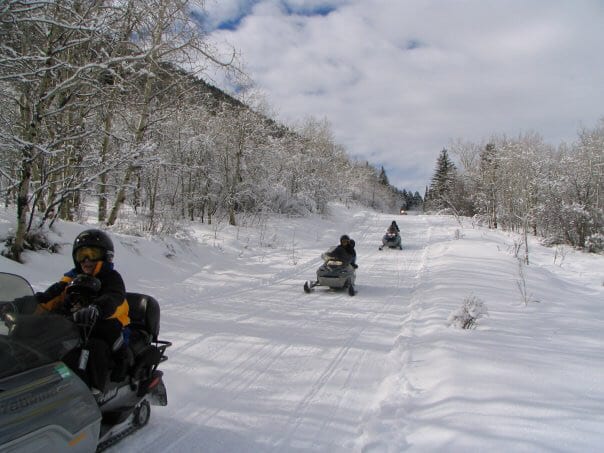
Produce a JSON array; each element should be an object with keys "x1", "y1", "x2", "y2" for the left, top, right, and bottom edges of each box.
[
  {"x1": 123, "y1": 293, "x2": 160, "y2": 368},
  {"x1": 123, "y1": 293, "x2": 170, "y2": 382},
  {"x1": 126, "y1": 292, "x2": 160, "y2": 342}
]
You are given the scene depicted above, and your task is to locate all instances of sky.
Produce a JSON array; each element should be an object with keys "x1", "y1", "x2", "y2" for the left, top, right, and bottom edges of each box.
[
  {"x1": 1, "y1": 204, "x2": 603, "y2": 451},
  {"x1": 194, "y1": 0, "x2": 604, "y2": 192}
]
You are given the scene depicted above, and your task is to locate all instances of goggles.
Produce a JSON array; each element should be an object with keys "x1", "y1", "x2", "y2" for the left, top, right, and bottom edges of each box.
[{"x1": 75, "y1": 246, "x2": 104, "y2": 263}]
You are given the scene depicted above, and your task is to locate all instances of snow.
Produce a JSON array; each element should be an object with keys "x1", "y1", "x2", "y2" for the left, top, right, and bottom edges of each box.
[{"x1": 1, "y1": 204, "x2": 603, "y2": 452}]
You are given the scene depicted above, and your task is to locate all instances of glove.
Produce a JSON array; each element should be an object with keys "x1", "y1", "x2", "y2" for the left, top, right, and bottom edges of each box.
[
  {"x1": 1, "y1": 306, "x2": 16, "y2": 331},
  {"x1": 0, "y1": 303, "x2": 13, "y2": 320},
  {"x1": 64, "y1": 292, "x2": 89, "y2": 313},
  {"x1": 73, "y1": 304, "x2": 100, "y2": 326}
]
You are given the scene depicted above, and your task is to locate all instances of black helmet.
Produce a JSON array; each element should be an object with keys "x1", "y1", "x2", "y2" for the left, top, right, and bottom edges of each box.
[
  {"x1": 340, "y1": 234, "x2": 350, "y2": 242},
  {"x1": 72, "y1": 229, "x2": 114, "y2": 265}
]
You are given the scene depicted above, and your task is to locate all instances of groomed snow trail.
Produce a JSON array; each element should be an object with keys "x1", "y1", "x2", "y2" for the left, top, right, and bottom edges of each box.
[{"x1": 112, "y1": 213, "x2": 450, "y2": 452}]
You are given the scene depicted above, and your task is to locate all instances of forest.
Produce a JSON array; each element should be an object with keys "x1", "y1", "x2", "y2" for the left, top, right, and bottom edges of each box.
[
  {"x1": 0, "y1": 1, "x2": 405, "y2": 261},
  {"x1": 424, "y1": 126, "x2": 604, "y2": 254},
  {"x1": 1, "y1": 1, "x2": 601, "y2": 262}
]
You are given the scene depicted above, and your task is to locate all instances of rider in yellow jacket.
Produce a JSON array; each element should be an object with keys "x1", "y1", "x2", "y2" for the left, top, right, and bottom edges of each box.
[{"x1": 35, "y1": 229, "x2": 129, "y2": 391}]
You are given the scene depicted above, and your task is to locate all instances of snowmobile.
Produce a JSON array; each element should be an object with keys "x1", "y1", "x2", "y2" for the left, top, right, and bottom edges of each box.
[
  {"x1": 303, "y1": 247, "x2": 356, "y2": 296},
  {"x1": 0, "y1": 272, "x2": 172, "y2": 452},
  {"x1": 379, "y1": 230, "x2": 402, "y2": 250}
]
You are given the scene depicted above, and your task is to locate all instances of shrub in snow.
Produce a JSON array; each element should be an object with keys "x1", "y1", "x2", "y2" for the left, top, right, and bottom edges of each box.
[
  {"x1": 2, "y1": 228, "x2": 60, "y2": 257},
  {"x1": 553, "y1": 245, "x2": 567, "y2": 266},
  {"x1": 585, "y1": 233, "x2": 604, "y2": 253},
  {"x1": 471, "y1": 214, "x2": 488, "y2": 227},
  {"x1": 541, "y1": 234, "x2": 565, "y2": 247},
  {"x1": 516, "y1": 259, "x2": 540, "y2": 306},
  {"x1": 448, "y1": 295, "x2": 488, "y2": 329}
]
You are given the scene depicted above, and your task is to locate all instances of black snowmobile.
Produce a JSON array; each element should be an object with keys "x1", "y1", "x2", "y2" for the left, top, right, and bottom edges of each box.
[
  {"x1": 303, "y1": 247, "x2": 356, "y2": 296},
  {"x1": 379, "y1": 230, "x2": 402, "y2": 250},
  {"x1": 0, "y1": 272, "x2": 171, "y2": 452}
]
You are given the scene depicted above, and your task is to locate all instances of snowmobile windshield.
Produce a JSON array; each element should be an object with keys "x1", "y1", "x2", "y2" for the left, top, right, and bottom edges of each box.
[
  {"x1": 1, "y1": 272, "x2": 35, "y2": 335},
  {"x1": 0, "y1": 273, "x2": 34, "y2": 304},
  {"x1": 0, "y1": 273, "x2": 79, "y2": 379},
  {"x1": 0, "y1": 336, "x2": 54, "y2": 379}
]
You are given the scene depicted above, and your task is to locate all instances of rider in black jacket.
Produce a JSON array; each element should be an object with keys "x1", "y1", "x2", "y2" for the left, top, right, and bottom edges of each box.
[{"x1": 333, "y1": 234, "x2": 357, "y2": 268}]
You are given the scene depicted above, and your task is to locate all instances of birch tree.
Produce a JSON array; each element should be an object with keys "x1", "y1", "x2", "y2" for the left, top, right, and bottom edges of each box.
[
  {"x1": 105, "y1": 0, "x2": 239, "y2": 226},
  {"x1": 0, "y1": 0, "x2": 129, "y2": 260}
]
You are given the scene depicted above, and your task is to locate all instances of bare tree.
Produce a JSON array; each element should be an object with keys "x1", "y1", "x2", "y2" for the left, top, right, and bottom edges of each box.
[
  {"x1": 0, "y1": 1, "x2": 131, "y2": 260},
  {"x1": 105, "y1": 0, "x2": 239, "y2": 226}
]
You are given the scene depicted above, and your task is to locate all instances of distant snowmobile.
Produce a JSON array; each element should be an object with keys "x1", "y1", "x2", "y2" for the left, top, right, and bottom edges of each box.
[
  {"x1": 379, "y1": 230, "x2": 402, "y2": 250},
  {"x1": 0, "y1": 272, "x2": 172, "y2": 452},
  {"x1": 304, "y1": 247, "x2": 356, "y2": 296}
]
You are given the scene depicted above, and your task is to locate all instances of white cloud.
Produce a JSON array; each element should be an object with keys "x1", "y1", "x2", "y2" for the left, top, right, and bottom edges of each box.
[
  {"x1": 202, "y1": 0, "x2": 604, "y2": 191},
  {"x1": 196, "y1": 0, "x2": 253, "y2": 30}
]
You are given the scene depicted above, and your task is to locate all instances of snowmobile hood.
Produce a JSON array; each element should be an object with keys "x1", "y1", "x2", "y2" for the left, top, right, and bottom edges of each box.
[{"x1": 0, "y1": 360, "x2": 101, "y2": 452}]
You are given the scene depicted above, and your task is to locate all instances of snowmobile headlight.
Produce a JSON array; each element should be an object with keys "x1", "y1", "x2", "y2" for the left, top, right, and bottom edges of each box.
[{"x1": 326, "y1": 259, "x2": 344, "y2": 266}]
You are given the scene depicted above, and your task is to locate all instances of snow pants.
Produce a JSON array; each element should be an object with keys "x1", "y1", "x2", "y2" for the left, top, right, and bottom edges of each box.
[{"x1": 64, "y1": 318, "x2": 123, "y2": 391}]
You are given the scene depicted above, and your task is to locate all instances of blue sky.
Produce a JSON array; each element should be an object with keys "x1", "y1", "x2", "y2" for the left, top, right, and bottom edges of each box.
[{"x1": 194, "y1": 0, "x2": 604, "y2": 192}]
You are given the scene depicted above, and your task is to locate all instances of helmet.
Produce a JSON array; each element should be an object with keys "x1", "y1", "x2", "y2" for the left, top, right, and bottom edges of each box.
[
  {"x1": 340, "y1": 234, "x2": 350, "y2": 243},
  {"x1": 72, "y1": 229, "x2": 114, "y2": 265}
]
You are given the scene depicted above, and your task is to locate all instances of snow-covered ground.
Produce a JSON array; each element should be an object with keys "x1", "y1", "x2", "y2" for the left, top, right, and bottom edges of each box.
[{"x1": 1, "y1": 204, "x2": 603, "y2": 452}]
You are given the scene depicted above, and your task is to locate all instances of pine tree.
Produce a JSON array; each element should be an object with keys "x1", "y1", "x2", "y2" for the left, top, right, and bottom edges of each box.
[
  {"x1": 378, "y1": 166, "x2": 389, "y2": 186},
  {"x1": 413, "y1": 191, "x2": 424, "y2": 210},
  {"x1": 427, "y1": 149, "x2": 457, "y2": 210}
]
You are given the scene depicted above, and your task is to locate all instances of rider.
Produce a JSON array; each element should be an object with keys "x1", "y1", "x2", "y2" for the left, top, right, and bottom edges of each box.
[
  {"x1": 35, "y1": 229, "x2": 130, "y2": 392},
  {"x1": 389, "y1": 221, "x2": 400, "y2": 233},
  {"x1": 333, "y1": 234, "x2": 358, "y2": 268}
]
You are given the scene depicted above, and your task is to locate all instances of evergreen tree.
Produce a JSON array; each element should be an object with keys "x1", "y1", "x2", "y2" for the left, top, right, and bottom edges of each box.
[
  {"x1": 412, "y1": 191, "x2": 424, "y2": 209},
  {"x1": 400, "y1": 189, "x2": 409, "y2": 209},
  {"x1": 378, "y1": 166, "x2": 389, "y2": 186},
  {"x1": 427, "y1": 149, "x2": 457, "y2": 210}
]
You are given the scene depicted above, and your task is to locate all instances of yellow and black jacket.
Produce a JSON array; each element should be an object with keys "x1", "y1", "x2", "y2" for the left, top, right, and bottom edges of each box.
[{"x1": 36, "y1": 261, "x2": 130, "y2": 327}]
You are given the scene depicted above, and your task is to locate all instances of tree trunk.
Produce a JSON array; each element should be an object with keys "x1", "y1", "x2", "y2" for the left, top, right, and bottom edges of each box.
[
  {"x1": 11, "y1": 154, "x2": 33, "y2": 261},
  {"x1": 98, "y1": 106, "x2": 113, "y2": 222},
  {"x1": 105, "y1": 77, "x2": 153, "y2": 226},
  {"x1": 106, "y1": 2, "x2": 166, "y2": 226}
]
